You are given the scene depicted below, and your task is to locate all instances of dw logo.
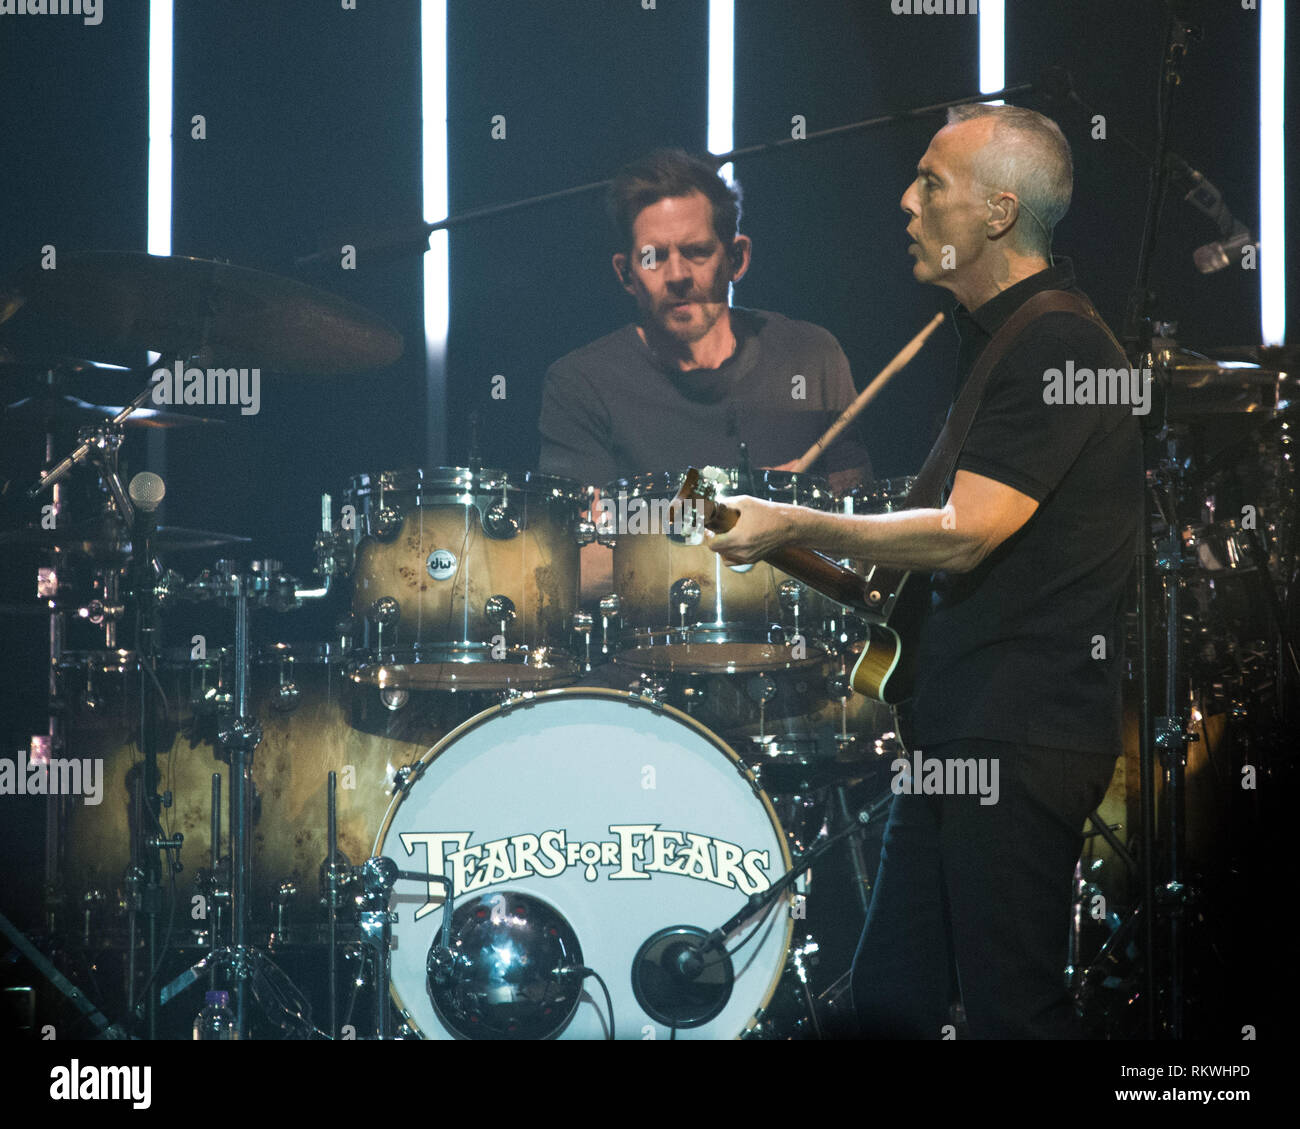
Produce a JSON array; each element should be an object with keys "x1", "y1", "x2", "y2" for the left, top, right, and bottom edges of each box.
[{"x1": 426, "y1": 550, "x2": 457, "y2": 580}]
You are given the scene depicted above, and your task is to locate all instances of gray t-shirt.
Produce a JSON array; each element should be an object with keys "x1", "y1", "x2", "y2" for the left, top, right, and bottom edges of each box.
[{"x1": 538, "y1": 307, "x2": 870, "y2": 485}]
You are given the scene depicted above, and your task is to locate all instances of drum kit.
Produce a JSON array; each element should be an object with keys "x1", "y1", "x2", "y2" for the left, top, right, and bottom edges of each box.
[
  {"x1": 0, "y1": 252, "x2": 911, "y2": 1041},
  {"x1": 3, "y1": 244, "x2": 1293, "y2": 1041}
]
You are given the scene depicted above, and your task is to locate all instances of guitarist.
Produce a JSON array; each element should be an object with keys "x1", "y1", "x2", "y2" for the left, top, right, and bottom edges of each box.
[{"x1": 705, "y1": 105, "x2": 1141, "y2": 1039}]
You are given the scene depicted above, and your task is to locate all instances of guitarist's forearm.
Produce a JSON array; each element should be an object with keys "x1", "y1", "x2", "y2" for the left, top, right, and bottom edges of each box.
[{"x1": 791, "y1": 506, "x2": 984, "y2": 573}]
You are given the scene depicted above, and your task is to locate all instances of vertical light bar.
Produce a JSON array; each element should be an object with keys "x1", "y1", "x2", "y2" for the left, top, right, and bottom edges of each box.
[
  {"x1": 147, "y1": 0, "x2": 173, "y2": 257},
  {"x1": 979, "y1": 0, "x2": 1005, "y2": 105},
  {"x1": 422, "y1": 0, "x2": 449, "y2": 466},
  {"x1": 708, "y1": 0, "x2": 735, "y2": 183},
  {"x1": 1260, "y1": 0, "x2": 1285, "y2": 345},
  {"x1": 147, "y1": 0, "x2": 173, "y2": 490}
]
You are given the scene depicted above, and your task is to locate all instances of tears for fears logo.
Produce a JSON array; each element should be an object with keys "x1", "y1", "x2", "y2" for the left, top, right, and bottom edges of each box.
[{"x1": 400, "y1": 824, "x2": 773, "y2": 919}]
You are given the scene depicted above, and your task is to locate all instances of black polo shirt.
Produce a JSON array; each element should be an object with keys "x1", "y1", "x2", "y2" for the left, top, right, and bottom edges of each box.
[{"x1": 908, "y1": 259, "x2": 1142, "y2": 756}]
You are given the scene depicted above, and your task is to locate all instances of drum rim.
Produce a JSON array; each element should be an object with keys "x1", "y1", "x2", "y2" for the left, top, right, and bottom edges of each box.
[
  {"x1": 344, "y1": 466, "x2": 587, "y2": 504},
  {"x1": 612, "y1": 626, "x2": 827, "y2": 673},
  {"x1": 372, "y1": 685, "x2": 795, "y2": 1040},
  {"x1": 604, "y1": 467, "x2": 833, "y2": 507}
]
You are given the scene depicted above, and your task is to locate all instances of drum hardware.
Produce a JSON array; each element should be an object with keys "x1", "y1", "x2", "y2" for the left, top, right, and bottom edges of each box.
[
  {"x1": 425, "y1": 890, "x2": 588, "y2": 1040},
  {"x1": 631, "y1": 789, "x2": 887, "y2": 1034},
  {"x1": 742, "y1": 934, "x2": 825, "y2": 1040},
  {"x1": 747, "y1": 674, "x2": 777, "y2": 735},
  {"x1": 629, "y1": 677, "x2": 667, "y2": 707},
  {"x1": 671, "y1": 576, "x2": 703, "y2": 623},
  {"x1": 571, "y1": 611, "x2": 594, "y2": 670}
]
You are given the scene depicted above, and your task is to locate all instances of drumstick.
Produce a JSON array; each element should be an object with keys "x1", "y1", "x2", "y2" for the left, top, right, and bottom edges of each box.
[{"x1": 790, "y1": 311, "x2": 946, "y2": 474}]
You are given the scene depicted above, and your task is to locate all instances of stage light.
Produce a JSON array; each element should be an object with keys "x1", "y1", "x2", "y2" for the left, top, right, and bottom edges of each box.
[
  {"x1": 979, "y1": 0, "x2": 1005, "y2": 105},
  {"x1": 1260, "y1": 0, "x2": 1285, "y2": 346},
  {"x1": 422, "y1": 0, "x2": 449, "y2": 465},
  {"x1": 147, "y1": 0, "x2": 173, "y2": 258},
  {"x1": 709, "y1": 0, "x2": 735, "y2": 185}
]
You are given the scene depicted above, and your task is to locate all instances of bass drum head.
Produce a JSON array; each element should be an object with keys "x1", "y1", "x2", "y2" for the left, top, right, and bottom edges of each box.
[{"x1": 377, "y1": 689, "x2": 793, "y2": 1039}]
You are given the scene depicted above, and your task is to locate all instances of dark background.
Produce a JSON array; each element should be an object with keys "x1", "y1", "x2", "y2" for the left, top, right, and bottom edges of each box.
[{"x1": 0, "y1": 1, "x2": 1294, "y2": 934}]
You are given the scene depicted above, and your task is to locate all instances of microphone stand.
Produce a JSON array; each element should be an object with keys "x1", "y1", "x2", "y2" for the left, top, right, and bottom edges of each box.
[
  {"x1": 293, "y1": 80, "x2": 1041, "y2": 269},
  {"x1": 632, "y1": 787, "x2": 892, "y2": 1031}
]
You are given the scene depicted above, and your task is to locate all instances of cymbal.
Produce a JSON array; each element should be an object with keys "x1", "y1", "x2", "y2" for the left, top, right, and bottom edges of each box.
[
  {"x1": 0, "y1": 521, "x2": 250, "y2": 557},
  {"x1": 0, "y1": 251, "x2": 403, "y2": 375},
  {"x1": 1158, "y1": 347, "x2": 1295, "y2": 418},
  {"x1": 4, "y1": 391, "x2": 224, "y2": 430},
  {"x1": 0, "y1": 349, "x2": 137, "y2": 381},
  {"x1": 1208, "y1": 345, "x2": 1300, "y2": 370}
]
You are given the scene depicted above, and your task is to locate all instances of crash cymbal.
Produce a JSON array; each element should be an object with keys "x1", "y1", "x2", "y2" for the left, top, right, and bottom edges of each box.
[
  {"x1": 0, "y1": 251, "x2": 403, "y2": 375},
  {"x1": 0, "y1": 520, "x2": 250, "y2": 557},
  {"x1": 4, "y1": 391, "x2": 224, "y2": 430}
]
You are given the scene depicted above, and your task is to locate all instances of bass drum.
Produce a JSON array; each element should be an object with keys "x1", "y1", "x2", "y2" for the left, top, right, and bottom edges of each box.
[{"x1": 376, "y1": 689, "x2": 794, "y2": 1039}]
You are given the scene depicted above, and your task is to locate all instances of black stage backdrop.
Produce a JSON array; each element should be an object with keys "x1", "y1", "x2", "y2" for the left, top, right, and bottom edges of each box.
[{"x1": 0, "y1": 0, "x2": 1295, "y2": 945}]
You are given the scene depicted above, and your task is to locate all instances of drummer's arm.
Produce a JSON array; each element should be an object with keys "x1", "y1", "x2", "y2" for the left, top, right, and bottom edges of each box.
[{"x1": 707, "y1": 470, "x2": 1038, "y2": 574}]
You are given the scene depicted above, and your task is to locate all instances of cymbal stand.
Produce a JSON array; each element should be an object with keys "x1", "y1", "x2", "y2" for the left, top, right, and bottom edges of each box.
[{"x1": 1122, "y1": 2, "x2": 1203, "y2": 1040}]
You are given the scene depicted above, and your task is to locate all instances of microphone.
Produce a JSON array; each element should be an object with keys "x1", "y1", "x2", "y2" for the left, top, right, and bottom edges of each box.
[
  {"x1": 128, "y1": 471, "x2": 166, "y2": 527},
  {"x1": 1193, "y1": 229, "x2": 1255, "y2": 275},
  {"x1": 1167, "y1": 155, "x2": 1257, "y2": 273}
]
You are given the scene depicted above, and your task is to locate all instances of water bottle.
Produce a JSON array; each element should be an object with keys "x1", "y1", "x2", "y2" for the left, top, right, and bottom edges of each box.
[{"x1": 192, "y1": 990, "x2": 237, "y2": 1040}]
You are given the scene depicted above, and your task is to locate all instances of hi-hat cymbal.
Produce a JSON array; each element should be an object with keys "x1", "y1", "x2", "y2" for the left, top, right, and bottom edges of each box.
[
  {"x1": 4, "y1": 391, "x2": 224, "y2": 430},
  {"x1": 1158, "y1": 347, "x2": 1295, "y2": 418},
  {"x1": 0, "y1": 251, "x2": 404, "y2": 375}
]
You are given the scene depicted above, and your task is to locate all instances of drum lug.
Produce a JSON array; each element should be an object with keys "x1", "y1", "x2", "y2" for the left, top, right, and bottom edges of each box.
[
  {"x1": 482, "y1": 501, "x2": 523, "y2": 539},
  {"x1": 392, "y1": 761, "x2": 427, "y2": 796},
  {"x1": 669, "y1": 578, "x2": 701, "y2": 625},
  {"x1": 628, "y1": 679, "x2": 666, "y2": 709},
  {"x1": 372, "y1": 506, "x2": 404, "y2": 540},
  {"x1": 498, "y1": 688, "x2": 538, "y2": 712}
]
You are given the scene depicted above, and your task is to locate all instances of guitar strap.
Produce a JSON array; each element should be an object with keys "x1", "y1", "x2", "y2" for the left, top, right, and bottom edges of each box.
[{"x1": 902, "y1": 289, "x2": 1120, "y2": 510}]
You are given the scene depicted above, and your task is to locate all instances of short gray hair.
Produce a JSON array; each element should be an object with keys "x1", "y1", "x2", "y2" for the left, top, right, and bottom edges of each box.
[{"x1": 946, "y1": 103, "x2": 1073, "y2": 254}]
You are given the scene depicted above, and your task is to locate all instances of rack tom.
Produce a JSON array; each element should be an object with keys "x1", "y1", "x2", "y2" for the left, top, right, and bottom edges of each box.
[
  {"x1": 606, "y1": 468, "x2": 835, "y2": 674},
  {"x1": 343, "y1": 468, "x2": 583, "y2": 690}
]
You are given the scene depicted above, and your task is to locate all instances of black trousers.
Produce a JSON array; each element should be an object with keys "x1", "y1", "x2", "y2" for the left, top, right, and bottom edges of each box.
[{"x1": 850, "y1": 738, "x2": 1118, "y2": 1039}]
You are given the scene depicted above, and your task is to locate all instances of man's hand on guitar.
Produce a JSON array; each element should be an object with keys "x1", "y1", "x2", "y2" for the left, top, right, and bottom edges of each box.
[{"x1": 704, "y1": 496, "x2": 796, "y2": 565}]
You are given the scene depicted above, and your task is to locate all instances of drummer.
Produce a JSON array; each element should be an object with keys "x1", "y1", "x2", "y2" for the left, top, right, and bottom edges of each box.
[{"x1": 538, "y1": 148, "x2": 871, "y2": 600}]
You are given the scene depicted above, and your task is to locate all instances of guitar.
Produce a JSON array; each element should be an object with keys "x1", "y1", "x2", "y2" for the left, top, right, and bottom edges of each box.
[{"x1": 671, "y1": 468, "x2": 927, "y2": 704}]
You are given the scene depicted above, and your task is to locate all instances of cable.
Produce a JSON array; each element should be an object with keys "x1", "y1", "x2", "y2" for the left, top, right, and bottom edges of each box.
[{"x1": 568, "y1": 966, "x2": 615, "y2": 1041}]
